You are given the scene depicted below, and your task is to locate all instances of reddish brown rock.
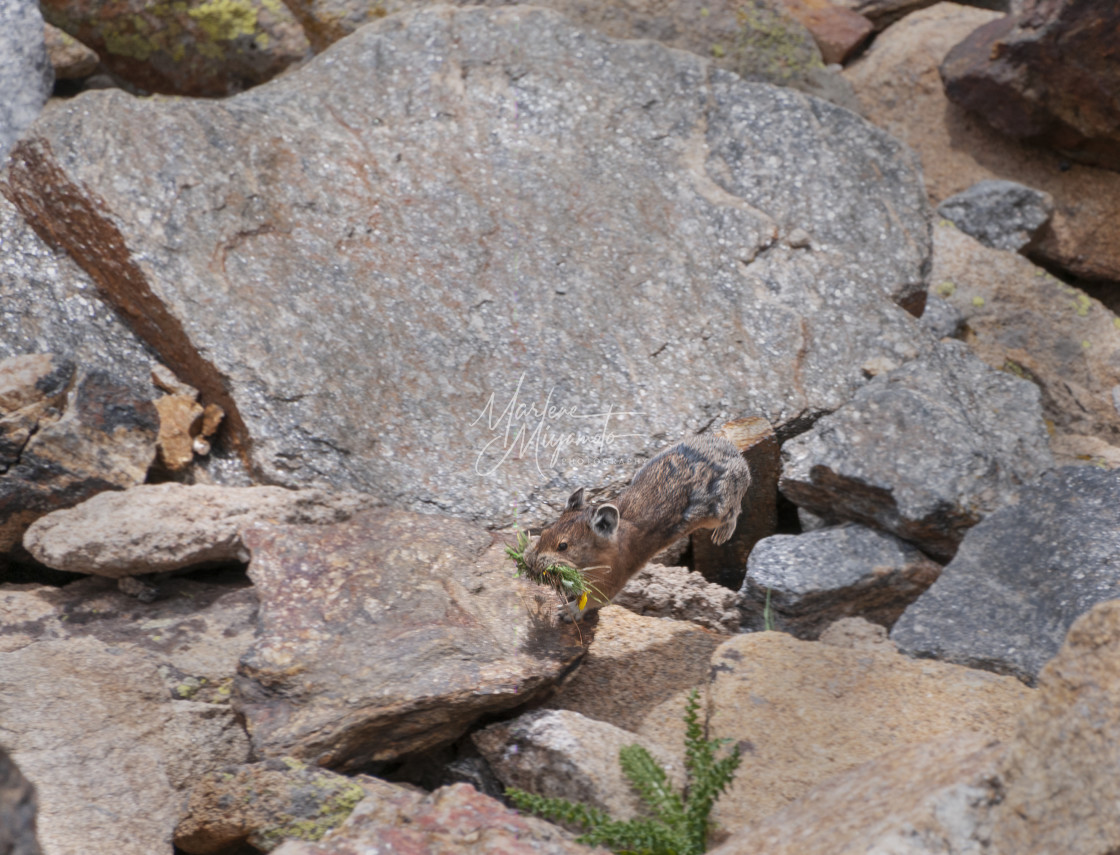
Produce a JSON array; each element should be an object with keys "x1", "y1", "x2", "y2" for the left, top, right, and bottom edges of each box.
[
  {"x1": 780, "y1": 0, "x2": 873, "y2": 63},
  {"x1": 234, "y1": 509, "x2": 587, "y2": 771},
  {"x1": 941, "y1": 0, "x2": 1120, "y2": 173},
  {"x1": 43, "y1": 22, "x2": 98, "y2": 79}
]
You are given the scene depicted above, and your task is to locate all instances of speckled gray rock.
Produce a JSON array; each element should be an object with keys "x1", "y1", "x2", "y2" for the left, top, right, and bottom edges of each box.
[
  {"x1": 473, "y1": 709, "x2": 682, "y2": 823},
  {"x1": 23, "y1": 483, "x2": 379, "y2": 577},
  {"x1": 1, "y1": 6, "x2": 932, "y2": 528},
  {"x1": 780, "y1": 340, "x2": 1053, "y2": 560},
  {"x1": 614, "y1": 564, "x2": 740, "y2": 632},
  {"x1": 739, "y1": 524, "x2": 941, "y2": 638},
  {"x1": 937, "y1": 179, "x2": 1054, "y2": 252},
  {"x1": 0, "y1": 748, "x2": 41, "y2": 855},
  {"x1": 892, "y1": 466, "x2": 1120, "y2": 684},
  {"x1": 0, "y1": 196, "x2": 157, "y2": 398},
  {"x1": 917, "y1": 292, "x2": 963, "y2": 339},
  {"x1": 0, "y1": 0, "x2": 52, "y2": 162}
]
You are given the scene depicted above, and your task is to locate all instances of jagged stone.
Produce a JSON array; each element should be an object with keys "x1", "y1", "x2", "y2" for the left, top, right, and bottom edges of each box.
[
  {"x1": 780, "y1": 339, "x2": 1053, "y2": 560},
  {"x1": 739, "y1": 524, "x2": 941, "y2": 638},
  {"x1": 936, "y1": 179, "x2": 1053, "y2": 252},
  {"x1": 892, "y1": 466, "x2": 1120, "y2": 684},
  {"x1": 614, "y1": 564, "x2": 740, "y2": 633}
]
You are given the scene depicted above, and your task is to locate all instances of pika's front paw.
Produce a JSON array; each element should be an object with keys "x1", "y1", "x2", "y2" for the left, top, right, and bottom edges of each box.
[{"x1": 559, "y1": 598, "x2": 586, "y2": 623}]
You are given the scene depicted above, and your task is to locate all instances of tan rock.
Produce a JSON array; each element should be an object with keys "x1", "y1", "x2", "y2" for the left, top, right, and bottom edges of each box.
[
  {"x1": 931, "y1": 223, "x2": 1120, "y2": 452},
  {"x1": 614, "y1": 564, "x2": 740, "y2": 632},
  {"x1": 710, "y1": 732, "x2": 1003, "y2": 854},
  {"x1": 990, "y1": 599, "x2": 1120, "y2": 854},
  {"x1": 844, "y1": 2, "x2": 1120, "y2": 282},
  {"x1": 707, "y1": 631, "x2": 1030, "y2": 831},
  {"x1": 155, "y1": 393, "x2": 204, "y2": 471},
  {"x1": 42, "y1": 22, "x2": 97, "y2": 79}
]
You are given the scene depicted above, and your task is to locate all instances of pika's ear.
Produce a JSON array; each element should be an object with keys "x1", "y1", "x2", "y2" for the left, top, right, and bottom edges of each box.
[
  {"x1": 566, "y1": 488, "x2": 586, "y2": 511},
  {"x1": 592, "y1": 503, "x2": 620, "y2": 538}
]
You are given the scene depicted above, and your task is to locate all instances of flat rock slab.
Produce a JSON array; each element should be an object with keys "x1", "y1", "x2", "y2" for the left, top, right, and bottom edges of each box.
[
  {"x1": 234, "y1": 509, "x2": 586, "y2": 770},
  {"x1": 891, "y1": 466, "x2": 1120, "y2": 684},
  {"x1": 706, "y1": 630, "x2": 1030, "y2": 833},
  {"x1": 2, "y1": 5, "x2": 931, "y2": 525},
  {"x1": 739, "y1": 524, "x2": 941, "y2": 638},
  {"x1": 23, "y1": 483, "x2": 379, "y2": 577},
  {"x1": 780, "y1": 339, "x2": 1053, "y2": 560}
]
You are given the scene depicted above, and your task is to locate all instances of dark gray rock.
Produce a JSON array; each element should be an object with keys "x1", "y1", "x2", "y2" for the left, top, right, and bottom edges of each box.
[
  {"x1": 0, "y1": 748, "x2": 40, "y2": 855},
  {"x1": 233, "y1": 509, "x2": 587, "y2": 771},
  {"x1": 937, "y1": 180, "x2": 1054, "y2": 252},
  {"x1": 0, "y1": 0, "x2": 52, "y2": 163},
  {"x1": 892, "y1": 466, "x2": 1120, "y2": 685},
  {"x1": 917, "y1": 292, "x2": 963, "y2": 340},
  {"x1": 1, "y1": 6, "x2": 932, "y2": 528},
  {"x1": 780, "y1": 340, "x2": 1053, "y2": 561},
  {"x1": 739, "y1": 524, "x2": 941, "y2": 638}
]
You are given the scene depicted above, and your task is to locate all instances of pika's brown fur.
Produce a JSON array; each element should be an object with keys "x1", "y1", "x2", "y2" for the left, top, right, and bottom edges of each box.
[{"x1": 524, "y1": 433, "x2": 751, "y2": 620}]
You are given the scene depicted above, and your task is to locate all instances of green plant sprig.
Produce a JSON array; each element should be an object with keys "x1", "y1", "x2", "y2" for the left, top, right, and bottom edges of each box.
[
  {"x1": 506, "y1": 527, "x2": 606, "y2": 606},
  {"x1": 507, "y1": 689, "x2": 741, "y2": 855}
]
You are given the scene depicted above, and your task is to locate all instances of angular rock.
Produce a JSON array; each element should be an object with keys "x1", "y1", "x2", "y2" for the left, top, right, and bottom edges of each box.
[
  {"x1": 23, "y1": 483, "x2": 379, "y2": 577},
  {"x1": 0, "y1": 636, "x2": 250, "y2": 855},
  {"x1": 892, "y1": 466, "x2": 1120, "y2": 684},
  {"x1": 691, "y1": 416, "x2": 780, "y2": 590},
  {"x1": 473, "y1": 709, "x2": 682, "y2": 823},
  {"x1": 844, "y1": 1, "x2": 1120, "y2": 283},
  {"x1": 43, "y1": 23, "x2": 99, "y2": 80},
  {"x1": 917, "y1": 292, "x2": 963, "y2": 339},
  {"x1": 39, "y1": 0, "x2": 309, "y2": 96},
  {"x1": 989, "y1": 599, "x2": 1120, "y2": 854},
  {"x1": 271, "y1": 782, "x2": 597, "y2": 855},
  {"x1": 0, "y1": 0, "x2": 52, "y2": 162},
  {"x1": 739, "y1": 524, "x2": 941, "y2": 638},
  {"x1": 0, "y1": 355, "x2": 159, "y2": 559},
  {"x1": 0, "y1": 748, "x2": 42, "y2": 855},
  {"x1": 234, "y1": 509, "x2": 586, "y2": 770},
  {"x1": 154, "y1": 393, "x2": 205, "y2": 472},
  {"x1": 941, "y1": 0, "x2": 1120, "y2": 172},
  {"x1": 936, "y1": 179, "x2": 1054, "y2": 252},
  {"x1": 614, "y1": 564, "x2": 740, "y2": 633},
  {"x1": 705, "y1": 630, "x2": 1030, "y2": 832},
  {"x1": 710, "y1": 731, "x2": 1004, "y2": 855},
  {"x1": 2, "y1": 5, "x2": 932, "y2": 526},
  {"x1": 175, "y1": 759, "x2": 371, "y2": 854},
  {"x1": 780, "y1": 340, "x2": 1053, "y2": 560},
  {"x1": 779, "y1": 0, "x2": 874, "y2": 64},
  {"x1": 930, "y1": 223, "x2": 1120, "y2": 451}
]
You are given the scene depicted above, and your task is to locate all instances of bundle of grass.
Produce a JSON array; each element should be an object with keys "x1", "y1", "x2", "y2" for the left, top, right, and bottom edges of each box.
[{"x1": 506, "y1": 527, "x2": 603, "y2": 612}]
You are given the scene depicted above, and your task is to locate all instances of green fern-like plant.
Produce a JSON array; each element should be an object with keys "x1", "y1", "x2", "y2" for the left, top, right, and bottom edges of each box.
[{"x1": 507, "y1": 689, "x2": 741, "y2": 855}]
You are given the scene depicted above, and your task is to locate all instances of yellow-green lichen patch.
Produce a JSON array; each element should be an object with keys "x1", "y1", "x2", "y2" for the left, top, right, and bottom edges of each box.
[
  {"x1": 711, "y1": 43, "x2": 726, "y2": 58},
  {"x1": 1070, "y1": 293, "x2": 1092, "y2": 317},
  {"x1": 251, "y1": 778, "x2": 366, "y2": 848},
  {"x1": 188, "y1": 0, "x2": 261, "y2": 42},
  {"x1": 971, "y1": 295, "x2": 985, "y2": 307},
  {"x1": 936, "y1": 280, "x2": 956, "y2": 298}
]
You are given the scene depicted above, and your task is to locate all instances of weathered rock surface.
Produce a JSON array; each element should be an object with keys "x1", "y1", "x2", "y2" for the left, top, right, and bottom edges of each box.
[
  {"x1": 711, "y1": 731, "x2": 1004, "y2": 855},
  {"x1": 989, "y1": 599, "x2": 1120, "y2": 853},
  {"x1": 0, "y1": 635, "x2": 250, "y2": 855},
  {"x1": 474, "y1": 709, "x2": 682, "y2": 822},
  {"x1": 779, "y1": 0, "x2": 873, "y2": 63},
  {"x1": 23, "y1": 483, "x2": 379, "y2": 577},
  {"x1": 0, "y1": 748, "x2": 41, "y2": 855},
  {"x1": 833, "y1": 0, "x2": 1005, "y2": 29},
  {"x1": 941, "y1": 0, "x2": 1120, "y2": 172},
  {"x1": 936, "y1": 179, "x2": 1054, "y2": 251},
  {"x1": 931, "y1": 222, "x2": 1120, "y2": 453},
  {"x1": 43, "y1": 23, "x2": 99, "y2": 80},
  {"x1": 0, "y1": 354, "x2": 159, "y2": 560},
  {"x1": 917, "y1": 292, "x2": 963, "y2": 339},
  {"x1": 0, "y1": 0, "x2": 52, "y2": 163},
  {"x1": 892, "y1": 466, "x2": 1120, "y2": 684},
  {"x1": 614, "y1": 564, "x2": 740, "y2": 632},
  {"x1": 2, "y1": 5, "x2": 932, "y2": 526},
  {"x1": 780, "y1": 339, "x2": 1053, "y2": 560},
  {"x1": 706, "y1": 630, "x2": 1030, "y2": 832},
  {"x1": 844, "y1": 1, "x2": 1120, "y2": 282},
  {"x1": 175, "y1": 759, "x2": 371, "y2": 854},
  {"x1": 272, "y1": 782, "x2": 597, "y2": 855},
  {"x1": 39, "y1": 0, "x2": 310, "y2": 96},
  {"x1": 234, "y1": 509, "x2": 586, "y2": 770},
  {"x1": 739, "y1": 524, "x2": 941, "y2": 637}
]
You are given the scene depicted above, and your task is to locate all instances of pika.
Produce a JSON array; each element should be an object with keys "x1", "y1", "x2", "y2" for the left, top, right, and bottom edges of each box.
[{"x1": 524, "y1": 433, "x2": 751, "y2": 621}]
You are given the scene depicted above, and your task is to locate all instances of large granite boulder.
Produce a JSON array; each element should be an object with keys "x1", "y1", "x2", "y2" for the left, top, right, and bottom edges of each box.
[
  {"x1": 0, "y1": 0, "x2": 52, "y2": 162},
  {"x1": 941, "y1": 0, "x2": 1120, "y2": 172},
  {"x1": 1, "y1": 5, "x2": 933, "y2": 528}
]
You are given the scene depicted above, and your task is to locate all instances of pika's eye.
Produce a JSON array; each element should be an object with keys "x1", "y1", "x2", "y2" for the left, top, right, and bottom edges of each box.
[{"x1": 557, "y1": 542, "x2": 568, "y2": 552}]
